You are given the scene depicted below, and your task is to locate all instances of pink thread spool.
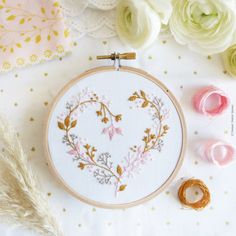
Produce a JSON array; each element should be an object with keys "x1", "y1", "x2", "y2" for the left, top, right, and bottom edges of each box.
[
  {"x1": 198, "y1": 140, "x2": 235, "y2": 167},
  {"x1": 193, "y1": 86, "x2": 230, "y2": 116}
]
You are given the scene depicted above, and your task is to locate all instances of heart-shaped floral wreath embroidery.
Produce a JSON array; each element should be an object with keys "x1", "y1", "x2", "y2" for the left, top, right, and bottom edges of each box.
[{"x1": 57, "y1": 89, "x2": 169, "y2": 196}]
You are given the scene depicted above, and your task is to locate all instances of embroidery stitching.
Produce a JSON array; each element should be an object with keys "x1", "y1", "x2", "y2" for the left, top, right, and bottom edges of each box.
[{"x1": 57, "y1": 89, "x2": 169, "y2": 196}]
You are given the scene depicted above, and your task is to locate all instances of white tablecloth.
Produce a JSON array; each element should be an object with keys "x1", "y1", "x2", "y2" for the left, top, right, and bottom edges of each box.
[{"x1": 0, "y1": 36, "x2": 235, "y2": 236}]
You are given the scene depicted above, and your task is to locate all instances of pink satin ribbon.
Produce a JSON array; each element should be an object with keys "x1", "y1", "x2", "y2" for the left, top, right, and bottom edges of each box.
[
  {"x1": 193, "y1": 86, "x2": 230, "y2": 116},
  {"x1": 198, "y1": 140, "x2": 235, "y2": 166}
]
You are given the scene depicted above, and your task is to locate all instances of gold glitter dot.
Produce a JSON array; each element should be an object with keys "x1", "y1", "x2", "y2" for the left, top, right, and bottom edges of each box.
[
  {"x1": 195, "y1": 191, "x2": 199, "y2": 195},
  {"x1": 30, "y1": 88, "x2": 34, "y2": 92},
  {"x1": 162, "y1": 40, "x2": 167, "y2": 44},
  {"x1": 73, "y1": 42, "x2": 77, "y2": 46},
  {"x1": 44, "y1": 101, "x2": 49, "y2": 106},
  {"x1": 14, "y1": 102, "x2": 18, "y2": 107},
  {"x1": 92, "y1": 208, "x2": 96, "y2": 212},
  {"x1": 14, "y1": 74, "x2": 18, "y2": 78},
  {"x1": 102, "y1": 41, "x2": 107, "y2": 45},
  {"x1": 47, "y1": 192, "x2": 52, "y2": 196},
  {"x1": 148, "y1": 55, "x2": 153, "y2": 60},
  {"x1": 194, "y1": 161, "x2": 198, "y2": 165},
  {"x1": 193, "y1": 71, "x2": 198, "y2": 75},
  {"x1": 207, "y1": 55, "x2": 212, "y2": 60},
  {"x1": 78, "y1": 224, "x2": 82, "y2": 227},
  {"x1": 30, "y1": 117, "x2": 34, "y2": 122},
  {"x1": 44, "y1": 73, "x2": 48, "y2": 77},
  {"x1": 165, "y1": 191, "x2": 170, "y2": 195},
  {"x1": 164, "y1": 70, "x2": 168, "y2": 74},
  {"x1": 59, "y1": 57, "x2": 62, "y2": 61},
  {"x1": 88, "y1": 56, "x2": 93, "y2": 61},
  {"x1": 178, "y1": 56, "x2": 182, "y2": 59},
  {"x1": 223, "y1": 70, "x2": 227, "y2": 74},
  {"x1": 63, "y1": 208, "x2": 66, "y2": 212},
  {"x1": 31, "y1": 147, "x2": 36, "y2": 152}
]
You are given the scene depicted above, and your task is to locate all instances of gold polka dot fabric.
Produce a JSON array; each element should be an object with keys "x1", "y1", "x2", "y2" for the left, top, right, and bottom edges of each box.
[{"x1": 0, "y1": 0, "x2": 71, "y2": 72}]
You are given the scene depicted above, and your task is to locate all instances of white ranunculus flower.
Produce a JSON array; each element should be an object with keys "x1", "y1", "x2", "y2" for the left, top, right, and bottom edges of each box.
[
  {"x1": 169, "y1": 0, "x2": 236, "y2": 55},
  {"x1": 116, "y1": 0, "x2": 172, "y2": 49},
  {"x1": 222, "y1": 44, "x2": 236, "y2": 77}
]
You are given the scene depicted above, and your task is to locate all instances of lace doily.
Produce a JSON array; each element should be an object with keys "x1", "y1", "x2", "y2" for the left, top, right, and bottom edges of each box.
[
  {"x1": 61, "y1": 0, "x2": 172, "y2": 39},
  {"x1": 61, "y1": 0, "x2": 117, "y2": 38},
  {"x1": 88, "y1": 0, "x2": 118, "y2": 10}
]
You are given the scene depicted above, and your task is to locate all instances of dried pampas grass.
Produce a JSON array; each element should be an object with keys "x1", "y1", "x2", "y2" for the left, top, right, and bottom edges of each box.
[{"x1": 0, "y1": 117, "x2": 63, "y2": 236}]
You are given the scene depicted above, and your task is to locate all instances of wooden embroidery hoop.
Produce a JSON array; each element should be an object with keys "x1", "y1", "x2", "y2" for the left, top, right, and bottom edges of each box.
[{"x1": 44, "y1": 53, "x2": 187, "y2": 209}]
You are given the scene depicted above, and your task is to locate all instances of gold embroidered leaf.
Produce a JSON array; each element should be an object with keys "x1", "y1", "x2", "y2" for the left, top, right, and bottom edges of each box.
[
  {"x1": 64, "y1": 116, "x2": 70, "y2": 127},
  {"x1": 140, "y1": 90, "x2": 146, "y2": 98},
  {"x1": 19, "y1": 18, "x2": 25, "y2": 24},
  {"x1": 24, "y1": 37, "x2": 31, "y2": 42},
  {"x1": 128, "y1": 96, "x2": 136, "y2": 101},
  {"x1": 2, "y1": 0, "x2": 6, "y2": 3},
  {"x1": 6, "y1": 15, "x2": 16, "y2": 21},
  {"x1": 35, "y1": 35, "x2": 41, "y2": 43},
  {"x1": 64, "y1": 29, "x2": 69, "y2": 38},
  {"x1": 47, "y1": 35, "x2": 51, "y2": 41},
  {"x1": 58, "y1": 122, "x2": 65, "y2": 130},
  {"x1": 119, "y1": 185, "x2": 127, "y2": 192},
  {"x1": 0, "y1": 5, "x2": 3, "y2": 9},
  {"x1": 78, "y1": 162, "x2": 85, "y2": 170},
  {"x1": 16, "y1": 43, "x2": 22, "y2": 48},
  {"x1": 41, "y1": 7, "x2": 45, "y2": 14},
  {"x1": 71, "y1": 120, "x2": 77, "y2": 128},
  {"x1": 117, "y1": 165, "x2": 123, "y2": 176},
  {"x1": 142, "y1": 101, "x2": 149, "y2": 108},
  {"x1": 53, "y1": 30, "x2": 58, "y2": 36},
  {"x1": 10, "y1": 47, "x2": 14, "y2": 53}
]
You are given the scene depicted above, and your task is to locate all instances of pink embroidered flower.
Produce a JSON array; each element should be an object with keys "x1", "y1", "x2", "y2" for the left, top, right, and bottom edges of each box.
[
  {"x1": 67, "y1": 142, "x2": 80, "y2": 155},
  {"x1": 102, "y1": 125, "x2": 122, "y2": 140}
]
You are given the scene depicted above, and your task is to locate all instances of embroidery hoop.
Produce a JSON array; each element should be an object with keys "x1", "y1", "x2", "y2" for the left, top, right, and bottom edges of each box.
[{"x1": 45, "y1": 53, "x2": 187, "y2": 209}]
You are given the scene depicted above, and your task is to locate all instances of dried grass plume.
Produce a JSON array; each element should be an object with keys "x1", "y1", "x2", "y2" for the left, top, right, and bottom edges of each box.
[{"x1": 0, "y1": 117, "x2": 63, "y2": 236}]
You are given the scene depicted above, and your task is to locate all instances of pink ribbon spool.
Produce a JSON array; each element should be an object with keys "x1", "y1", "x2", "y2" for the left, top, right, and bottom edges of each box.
[
  {"x1": 193, "y1": 86, "x2": 230, "y2": 116},
  {"x1": 198, "y1": 140, "x2": 235, "y2": 167}
]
